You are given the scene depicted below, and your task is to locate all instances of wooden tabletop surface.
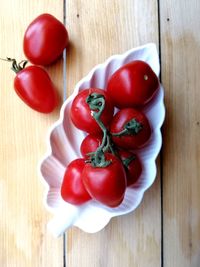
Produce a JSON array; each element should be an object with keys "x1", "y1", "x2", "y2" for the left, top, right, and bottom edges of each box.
[{"x1": 0, "y1": 1, "x2": 199, "y2": 266}]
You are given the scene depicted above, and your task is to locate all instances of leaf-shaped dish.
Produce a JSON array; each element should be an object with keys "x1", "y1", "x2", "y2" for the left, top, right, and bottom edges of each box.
[{"x1": 39, "y1": 43, "x2": 165, "y2": 237}]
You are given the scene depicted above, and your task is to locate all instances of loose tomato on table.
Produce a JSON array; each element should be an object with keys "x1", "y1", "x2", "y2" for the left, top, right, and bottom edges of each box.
[
  {"x1": 110, "y1": 108, "x2": 151, "y2": 150},
  {"x1": 82, "y1": 153, "x2": 127, "y2": 208},
  {"x1": 106, "y1": 60, "x2": 159, "y2": 108},
  {"x1": 61, "y1": 159, "x2": 91, "y2": 205},
  {"x1": 23, "y1": 13, "x2": 69, "y2": 66},
  {"x1": 70, "y1": 88, "x2": 114, "y2": 134},
  {"x1": 2, "y1": 58, "x2": 57, "y2": 113}
]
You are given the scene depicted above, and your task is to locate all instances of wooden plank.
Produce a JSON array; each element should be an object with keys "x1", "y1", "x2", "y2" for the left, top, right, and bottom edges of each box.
[
  {"x1": 66, "y1": 1, "x2": 161, "y2": 266},
  {"x1": 0, "y1": 1, "x2": 64, "y2": 266},
  {"x1": 160, "y1": 0, "x2": 200, "y2": 266}
]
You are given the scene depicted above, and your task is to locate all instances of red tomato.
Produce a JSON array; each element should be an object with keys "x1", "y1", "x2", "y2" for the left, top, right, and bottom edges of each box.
[
  {"x1": 82, "y1": 153, "x2": 127, "y2": 207},
  {"x1": 23, "y1": 14, "x2": 69, "y2": 65},
  {"x1": 14, "y1": 65, "x2": 57, "y2": 113},
  {"x1": 106, "y1": 60, "x2": 159, "y2": 108},
  {"x1": 61, "y1": 159, "x2": 91, "y2": 205},
  {"x1": 118, "y1": 150, "x2": 142, "y2": 186},
  {"x1": 80, "y1": 134, "x2": 102, "y2": 158},
  {"x1": 70, "y1": 88, "x2": 114, "y2": 134},
  {"x1": 110, "y1": 108, "x2": 151, "y2": 149}
]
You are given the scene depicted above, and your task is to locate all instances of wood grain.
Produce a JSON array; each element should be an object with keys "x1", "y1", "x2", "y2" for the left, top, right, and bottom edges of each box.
[
  {"x1": 3, "y1": 1, "x2": 199, "y2": 266},
  {"x1": 66, "y1": 1, "x2": 161, "y2": 266},
  {"x1": 160, "y1": 0, "x2": 200, "y2": 266},
  {"x1": 0, "y1": 1, "x2": 64, "y2": 266}
]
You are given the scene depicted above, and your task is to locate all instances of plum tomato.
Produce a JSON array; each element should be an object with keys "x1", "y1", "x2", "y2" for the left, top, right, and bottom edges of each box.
[
  {"x1": 13, "y1": 63, "x2": 57, "y2": 113},
  {"x1": 82, "y1": 153, "x2": 127, "y2": 207},
  {"x1": 80, "y1": 134, "x2": 102, "y2": 159},
  {"x1": 118, "y1": 150, "x2": 142, "y2": 186},
  {"x1": 70, "y1": 88, "x2": 114, "y2": 134},
  {"x1": 106, "y1": 60, "x2": 159, "y2": 108},
  {"x1": 110, "y1": 108, "x2": 151, "y2": 149},
  {"x1": 61, "y1": 159, "x2": 91, "y2": 205},
  {"x1": 23, "y1": 13, "x2": 69, "y2": 65}
]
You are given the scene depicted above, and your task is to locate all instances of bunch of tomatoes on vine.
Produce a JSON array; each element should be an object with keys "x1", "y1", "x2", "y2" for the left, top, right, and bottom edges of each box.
[{"x1": 61, "y1": 60, "x2": 160, "y2": 208}]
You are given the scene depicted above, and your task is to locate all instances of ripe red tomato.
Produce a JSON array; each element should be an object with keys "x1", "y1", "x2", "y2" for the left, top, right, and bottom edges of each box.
[
  {"x1": 82, "y1": 153, "x2": 127, "y2": 207},
  {"x1": 70, "y1": 88, "x2": 114, "y2": 134},
  {"x1": 61, "y1": 159, "x2": 91, "y2": 205},
  {"x1": 14, "y1": 65, "x2": 57, "y2": 113},
  {"x1": 106, "y1": 60, "x2": 159, "y2": 108},
  {"x1": 23, "y1": 13, "x2": 69, "y2": 65},
  {"x1": 80, "y1": 134, "x2": 102, "y2": 158},
  {"x1": 110, "y1": 108, "x2": 151, "y2": 149},
  {"x1": 118, "y1": 150, "x2": 142, "y2": 186}
]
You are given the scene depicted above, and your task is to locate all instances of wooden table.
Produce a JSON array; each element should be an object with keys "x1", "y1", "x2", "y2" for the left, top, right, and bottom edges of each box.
[{"x1": 0, "y1": 1, "x2": 199, "y2": 266}]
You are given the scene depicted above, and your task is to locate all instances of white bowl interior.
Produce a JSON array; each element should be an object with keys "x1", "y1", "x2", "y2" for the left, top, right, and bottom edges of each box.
[{"x1": 39, "y1": 43, "x2": 165, "y2": 236}]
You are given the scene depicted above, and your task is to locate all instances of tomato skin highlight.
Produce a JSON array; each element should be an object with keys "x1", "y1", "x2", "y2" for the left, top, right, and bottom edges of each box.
[
  {"x1": 82, "y1": 153, "x2": 127, "y2": 207},
  {"x1": 23, "y1": 13, "x2": 69, "y2": 65},
  {"x1": 70, "y1": 88, "x2": 114, "y2": 134},
  {"x1": 110, "y1": 108, "x2": 151, "y2": 150},
  {"x1": 106, "y1": 60, "x2": 159, "y2": 108},
  {"x1": 14, "y1": 65, "x2": 57, "y2": 113},
  {"x1": 61, "y1": 159, "x2": 91, "y2": 205}
]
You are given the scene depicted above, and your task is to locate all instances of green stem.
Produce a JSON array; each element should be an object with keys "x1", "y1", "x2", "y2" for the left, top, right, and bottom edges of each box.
[
  {"x1": 112, "y1": 118, "x2": 143, "y2": 137},
  {"x1": 86, "y1": 93, "x2": 114, "y2": 167},
  {"x1": 86, "y1": 92, "x2": 139, "y2": 170},
  {"x1": 102, "y1": 134, "x2": 117, "y2": 156},
  {"x1": 0, "y1": 57, "x2": 28, "y2": 73}
]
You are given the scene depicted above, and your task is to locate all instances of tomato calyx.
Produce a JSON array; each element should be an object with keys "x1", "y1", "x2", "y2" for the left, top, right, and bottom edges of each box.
[
  {"x1": 122, "y1": 154, "x2": 136, "y2": 168},
  {"x1": 112, "y1": 118, "x2": 143, "y2": 137},
  {"x1": 89, "y1": 150, "x2": 111, "y2": 168},
  {"x1": 0, "y1": 57, "x2": 28, "y2": 74},
  {"x1": 86, "y1": 93, "x2": 105, "y2": 114}
]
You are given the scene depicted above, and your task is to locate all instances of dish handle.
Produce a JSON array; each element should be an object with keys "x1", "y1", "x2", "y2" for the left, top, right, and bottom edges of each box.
[{"x1": 47, "y1": 205, "x2": 79, "y2": 237}]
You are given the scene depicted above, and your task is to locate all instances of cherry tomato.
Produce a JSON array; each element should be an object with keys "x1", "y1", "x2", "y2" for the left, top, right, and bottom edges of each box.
[
  {"x1": 118, "y1": 150, "x2": 142, "y2": 186},
  {"x1": 80, "y1": 134, "x2": 102, "y2": 159},
  {"x1": 23, "y1": 13, "x2": 69, "y2": 65},
  {"x1": 106, "y1": 60, "x2": 159, "y2": 108},
  {"x1": 14, "y1": 64, "x2": 57, "y2": 113},
  {"x1": 82, "y1": 153, "x2": 127, "y2": 207},
  {"x1": 70, "y1": 88, "x2": 114, "y2": 134},
  {"x1": 110, "y1": 108, "x2": 151, "y2": 149},
  {"x1": 61, "y1": 159, "x2": 91, "y2": 205}
]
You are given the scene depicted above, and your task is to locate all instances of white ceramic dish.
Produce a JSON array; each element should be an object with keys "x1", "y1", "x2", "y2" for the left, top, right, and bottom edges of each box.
[{"x1": 39, "y1": 43, "x2": 165, "y2": 237}]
